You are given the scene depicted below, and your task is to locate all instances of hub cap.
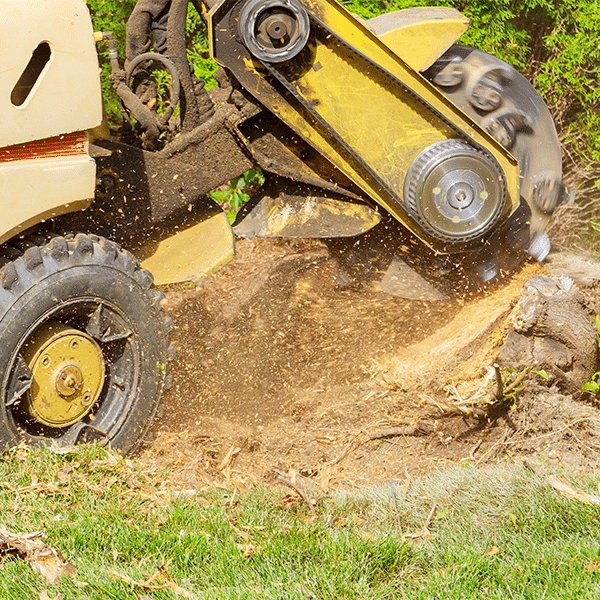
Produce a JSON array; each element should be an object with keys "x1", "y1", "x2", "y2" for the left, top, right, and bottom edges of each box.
[{"x1": 22, "y1": 321, "x2": 105, "y2": 428}]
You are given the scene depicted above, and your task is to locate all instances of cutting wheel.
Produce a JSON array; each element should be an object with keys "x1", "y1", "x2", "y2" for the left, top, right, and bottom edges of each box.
[{"x1": 424, "y1": 45, "x2": 563, "y2": 243}]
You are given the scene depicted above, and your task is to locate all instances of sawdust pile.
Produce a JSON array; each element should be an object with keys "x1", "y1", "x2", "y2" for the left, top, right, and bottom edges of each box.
[{"x1": 139, "y1": 238, "x2": 600, "y2": 490}]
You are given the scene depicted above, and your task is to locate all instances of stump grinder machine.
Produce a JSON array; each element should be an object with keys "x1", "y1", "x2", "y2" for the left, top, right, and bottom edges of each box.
[{"x1": 0, "y1": 0, "x2": 567, "y2": 453}]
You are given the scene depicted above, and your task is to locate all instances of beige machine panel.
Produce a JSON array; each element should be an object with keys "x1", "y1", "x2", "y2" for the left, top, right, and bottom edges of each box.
[
  {"x1": 0, "y1": 0, "x2": 103, "y2": 147},
  {"x1": 0, "y1": 152, "x2": 96, "y2": 245}
]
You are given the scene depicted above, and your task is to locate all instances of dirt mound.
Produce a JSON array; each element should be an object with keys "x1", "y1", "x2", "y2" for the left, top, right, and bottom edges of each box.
[{"x1": 139, "y1": 238, "x2": 600, "y2": 490}]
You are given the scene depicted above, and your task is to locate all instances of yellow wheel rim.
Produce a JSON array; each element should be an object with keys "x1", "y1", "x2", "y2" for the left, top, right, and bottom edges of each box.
[{"x1": 22, "y1": 321, "x2": 106, "y2": 428}]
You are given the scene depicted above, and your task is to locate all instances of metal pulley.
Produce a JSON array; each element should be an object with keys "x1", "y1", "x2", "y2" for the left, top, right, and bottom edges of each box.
[
  {"x1": 238, "y1": 0, "x2": 310, "y2": 63},
  {"x1": 403, "y1": 139, "x2": 507, "y2": 243}
]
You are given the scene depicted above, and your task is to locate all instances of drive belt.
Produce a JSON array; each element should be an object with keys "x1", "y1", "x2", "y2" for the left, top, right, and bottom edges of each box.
[{"x1": 257, "y1": 11, "x2": 485, "y2": 209}]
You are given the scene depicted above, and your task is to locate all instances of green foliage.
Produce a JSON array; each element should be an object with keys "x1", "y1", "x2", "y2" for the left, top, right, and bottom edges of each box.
[
  {"x1": 184, "y1": 6, "x2": 220, "y2": 88},
  {"x1": 582, "y1": 372, "x2": 600, "y2": 396},
  {"x1": 210, "y1": 168, "x2": 266, "y2": 221},
  {"x1": 86, "y1": 0, "x2": 138, "y2": 120},
  {"x1": 496, "y1": 366, "x2": 547, "y2": 405},
  {"x1": 582, "y1": 315, "x2": 600, "y2": 395},
  {"x1": 87, "y1": 0, "x2": 217, "y2": 123}
]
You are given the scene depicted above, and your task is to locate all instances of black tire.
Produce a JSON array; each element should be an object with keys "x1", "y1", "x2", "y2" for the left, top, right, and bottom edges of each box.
[{"x1": 0, "y1": 233, "x2": 172, "y2": 455}]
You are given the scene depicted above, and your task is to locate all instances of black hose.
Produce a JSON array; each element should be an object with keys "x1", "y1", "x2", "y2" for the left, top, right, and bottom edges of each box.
[
  {"x1": 167, "y1": 0, "x2": 202, "y2": 131},
  {"x1": 125, "y1": 52, "x2": 181, "y2": 126}
]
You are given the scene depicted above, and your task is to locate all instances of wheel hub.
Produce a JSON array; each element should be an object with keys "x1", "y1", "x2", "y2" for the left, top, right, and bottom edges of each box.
[
  {"x1": 446, "y1": 181, "x2": 474, "y2": 210},
  {"x1": 403, "y1": 139, "x2": 507, "y2": 243},
  {"x1": 55, "y1": 364, "x2": 84, "y2": 397},
  {"x1": 22, "y1": 321, "x2": 105, "y2": 428}
]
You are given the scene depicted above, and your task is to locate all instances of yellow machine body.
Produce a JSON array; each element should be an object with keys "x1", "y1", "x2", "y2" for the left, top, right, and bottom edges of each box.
[
  {"x1": 209, "y1": 0, "x2": 520, "y2": 253},
  {"x1": 137, "y1": 210, "x2": 235, "y2": 288},
  {"x1": 367, "y1": 7, "x2": 470, "y2": 73}
]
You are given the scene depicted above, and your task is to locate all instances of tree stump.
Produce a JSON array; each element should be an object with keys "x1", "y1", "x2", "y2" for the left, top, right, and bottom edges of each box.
[{"x1": 496, "y1": 275, "x2": 598, "y2": 394}]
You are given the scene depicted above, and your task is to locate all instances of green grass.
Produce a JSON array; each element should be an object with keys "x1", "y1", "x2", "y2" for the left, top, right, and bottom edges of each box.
[{"x1": 1, "y1": 444, "x2": 600, "y2": 598}]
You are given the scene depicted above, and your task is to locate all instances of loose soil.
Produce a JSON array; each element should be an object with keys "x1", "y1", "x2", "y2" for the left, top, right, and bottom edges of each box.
[{"x1": 139, "y1": 237, "x2": 600, "y2": 491}]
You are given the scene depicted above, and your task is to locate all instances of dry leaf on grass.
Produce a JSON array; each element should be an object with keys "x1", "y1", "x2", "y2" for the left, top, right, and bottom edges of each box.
[
  {"x1": 281, "y1": 494, "x2": 299, "y2": 509},
  {"x1": 109, "y1": 563, "x2": 194, "y2": 599},
  {"x1": 403, "y1": 501, "x2": 437, "y2": 541},
  {"x1": 166, "y1": 580, "x2": 195, "y2": 598},
  {"x1": 0, "y1": 526, "x2": 76, "y2": 584},
  {"x1": 109, "y1": 570, "x2": 139, "y2": 588},
  {"x1": 352, "y1": 514, "x2": 365, "y2": 527},
  {"x1": 229, "y1": 521, "x2": 251, "y2": 542},
  {"x1": 548, "y1": 475, "x2": 600, "y2": 506},
  {"x1": 483, "y1": 546, "x2": 500, "y2": 556},
  {"x1": 236, "y1": 542, "x2": 255, "y2": 558},
  {"x1": 587, "y1": 559, "x2": 600, "y2": 573}
]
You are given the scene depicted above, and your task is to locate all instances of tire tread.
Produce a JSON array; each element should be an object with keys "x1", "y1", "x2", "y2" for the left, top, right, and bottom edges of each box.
[{"x1": 0, "y1": 231, "x2": 173, "y2": 455}]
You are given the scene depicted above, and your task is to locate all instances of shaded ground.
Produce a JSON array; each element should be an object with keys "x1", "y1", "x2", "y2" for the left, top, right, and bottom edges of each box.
[{"x1": 139, "y1": 238, "x2": 600, "y2": 491}]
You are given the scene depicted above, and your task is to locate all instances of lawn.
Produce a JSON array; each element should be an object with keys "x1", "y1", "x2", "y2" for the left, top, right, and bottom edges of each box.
[{"x1": 0, "y1": 444, "x2": 599, "y2": 599}]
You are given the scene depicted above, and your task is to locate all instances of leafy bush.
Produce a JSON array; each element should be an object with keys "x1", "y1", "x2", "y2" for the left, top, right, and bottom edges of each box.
[{"x1": 210, "y1": 168, "x2": 266, "y2": 222}]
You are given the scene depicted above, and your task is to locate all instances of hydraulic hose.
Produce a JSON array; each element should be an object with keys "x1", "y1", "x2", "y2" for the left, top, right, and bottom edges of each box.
[{"x1": 167, "y1": 0, "x2": 202, "y2": 131}]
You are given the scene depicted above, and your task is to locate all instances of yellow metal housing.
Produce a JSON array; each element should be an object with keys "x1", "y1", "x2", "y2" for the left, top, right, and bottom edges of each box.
[
  {"x1": 366, "y1": 7, "x2": 470, "y2": 72},
  {"x1": 137, "y1": 210, "x2": 235, "y2": 287},
  {"x1": 209, "y1": 0, "x2": 520, "y2": 252}
]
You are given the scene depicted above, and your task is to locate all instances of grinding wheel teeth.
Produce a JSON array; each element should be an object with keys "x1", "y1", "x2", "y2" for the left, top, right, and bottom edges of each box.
[{"x1": 1, "y1": 246, "x2": 22, "y2": 262}]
